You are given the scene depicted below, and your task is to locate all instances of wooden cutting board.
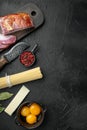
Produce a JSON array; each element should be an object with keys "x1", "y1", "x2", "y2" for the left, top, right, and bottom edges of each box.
[{"x1": 6, "y1": 3, "x2": 44, "y2": 41}]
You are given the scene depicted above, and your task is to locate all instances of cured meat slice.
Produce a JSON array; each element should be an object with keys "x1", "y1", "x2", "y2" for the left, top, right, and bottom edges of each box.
[
  {"x1": 0, "y1": 34, "x2": 16, "y2": 50},
  {"x1": 0, "y1": 43, "x2": 9, "y2": 50},
  {"x1": 0, "y1": 12, "x2": 34, "y2": 35}
]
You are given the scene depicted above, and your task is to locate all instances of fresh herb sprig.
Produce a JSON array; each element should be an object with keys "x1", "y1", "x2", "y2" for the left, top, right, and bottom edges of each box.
[{"x1": 0, "y1": 92, "x2": 13, "y2": 113}]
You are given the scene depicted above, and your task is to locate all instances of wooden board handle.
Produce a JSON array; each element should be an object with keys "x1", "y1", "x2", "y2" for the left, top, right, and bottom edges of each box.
[{"x1": 0, "y1": 56, "x2": 8, "y2": 70}]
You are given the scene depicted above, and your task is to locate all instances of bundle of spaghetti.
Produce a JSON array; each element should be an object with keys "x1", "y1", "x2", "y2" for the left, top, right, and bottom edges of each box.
[{"x1": 0, "y1": 67, "x2": 43, "y2": 89}]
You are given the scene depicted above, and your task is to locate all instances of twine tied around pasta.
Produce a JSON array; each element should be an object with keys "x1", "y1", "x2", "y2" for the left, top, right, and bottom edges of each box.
[{"x1": 0, "y1": 67, "x2": 43, "y2": 89}]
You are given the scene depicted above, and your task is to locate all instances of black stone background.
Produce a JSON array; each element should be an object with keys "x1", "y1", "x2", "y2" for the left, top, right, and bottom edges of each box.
[{"x1": 1, "y1": 0, "x2": 87, "y2": 130}]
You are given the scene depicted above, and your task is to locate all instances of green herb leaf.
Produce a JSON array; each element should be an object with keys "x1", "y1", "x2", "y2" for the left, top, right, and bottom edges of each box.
[
  {"x1": 0, "y1": 106, "x2": 4, "y2": 113},
  {"x1": 0, "y1": 92, "x2": 13, "y2": 100}
]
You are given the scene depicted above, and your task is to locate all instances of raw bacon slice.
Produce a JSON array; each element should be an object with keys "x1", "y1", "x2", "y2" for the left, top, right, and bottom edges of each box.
[
  {"x1": 0, "y1": 12, "x2": 34, "y2": 35},
  {"x1": 0, "y1": 34, "x2": 16, "y2": 50},
  {"x1": 0, "y1": 43, "x2": 9, "y2": 50}
]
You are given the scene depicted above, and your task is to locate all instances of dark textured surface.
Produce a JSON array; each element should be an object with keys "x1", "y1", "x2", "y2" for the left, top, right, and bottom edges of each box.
[{"x1": 1, "y1": 0, "x2": 87, "y2": 130}]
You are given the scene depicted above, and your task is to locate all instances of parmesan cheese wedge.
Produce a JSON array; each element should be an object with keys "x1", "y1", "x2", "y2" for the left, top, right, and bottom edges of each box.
[{"x1": 4, "y1": 85, "x2": 30, "y2": 116}]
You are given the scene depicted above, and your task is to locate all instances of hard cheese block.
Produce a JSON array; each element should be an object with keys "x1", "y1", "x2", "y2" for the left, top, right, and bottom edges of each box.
[{"x1": 4, "y1": 85, "x2": 30, "y2": 116}]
